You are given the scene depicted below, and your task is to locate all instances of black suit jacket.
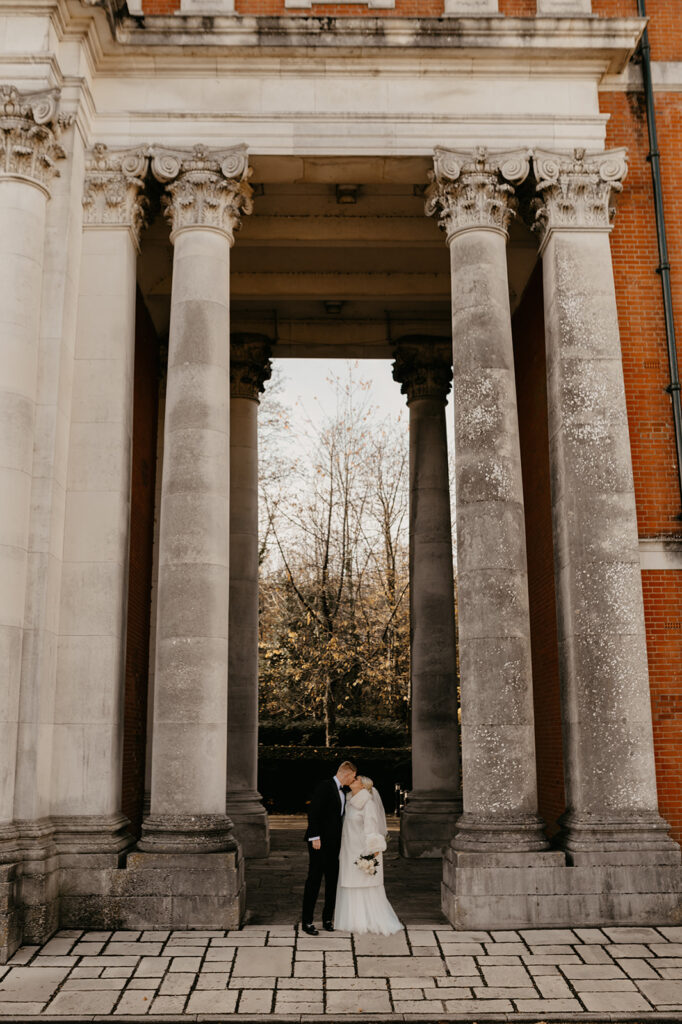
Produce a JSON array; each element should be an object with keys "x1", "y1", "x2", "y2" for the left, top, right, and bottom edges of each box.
[{"x1": 304, "y1": 777, "x2": 344, "y2": 851}]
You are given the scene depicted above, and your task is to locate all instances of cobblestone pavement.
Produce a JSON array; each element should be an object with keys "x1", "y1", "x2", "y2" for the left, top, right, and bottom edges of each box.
[
  {"x1": 4, "y1": 923, "x2": 682, "y2": 1019},
  {"x1": 3, "y1": 821, "x2": 682, "y2": 1019}
]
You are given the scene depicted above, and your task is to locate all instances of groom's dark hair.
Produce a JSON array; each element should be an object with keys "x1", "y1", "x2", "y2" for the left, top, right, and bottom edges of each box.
[{"x1": 337, "y1": 760, "x2": 357, "y2": 774}]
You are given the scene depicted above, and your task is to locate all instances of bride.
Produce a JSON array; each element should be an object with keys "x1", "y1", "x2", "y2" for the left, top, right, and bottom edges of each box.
[{"x1": 334, "y1": 775, "x2": 402, "y2": 934}]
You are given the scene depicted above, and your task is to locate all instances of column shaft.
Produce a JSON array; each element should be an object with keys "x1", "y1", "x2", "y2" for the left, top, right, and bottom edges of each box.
[
  {"x1": 141, "y1": 143, "x2": 253, "y2": 854},
  {"x1": 393, "y1": 339, "x2": 461, "y2": 858},
  {"x1": 52, "y1": 146, "x2": 147, "y2": 852},
  {"x1": 427, "y1": 148, "x2": 547, "y2": 851},
  {"x1": 0, "y1": 87, "x2": 65, "y2": 831},
  {"x1": 227, "y1": 336, "x2": 271, "y2": 858},
  {"x1": 534, "y1": 148, "x2": 679, "y2": 863}
]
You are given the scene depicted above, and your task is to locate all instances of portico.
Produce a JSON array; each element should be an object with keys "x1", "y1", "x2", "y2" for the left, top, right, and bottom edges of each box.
[{"x1": 0, "y1": 0, "x2": 680, "y2": 962}]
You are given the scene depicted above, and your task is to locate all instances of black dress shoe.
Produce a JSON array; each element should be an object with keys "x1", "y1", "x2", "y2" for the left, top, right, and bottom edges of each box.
[
  {"x1": 301, "y1": 923, "x2": 319, "y2": 936},
  {"x1": 323, "y1": 921, "x2": 334, "y2": 932}
]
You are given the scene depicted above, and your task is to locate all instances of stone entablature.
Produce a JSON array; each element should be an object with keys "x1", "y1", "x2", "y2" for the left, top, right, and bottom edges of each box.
[{"x1": 0, "y1": 85, "x2": 69, "y2": 194}]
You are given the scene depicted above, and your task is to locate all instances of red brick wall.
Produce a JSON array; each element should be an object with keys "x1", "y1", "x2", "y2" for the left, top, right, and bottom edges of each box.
[
  {"x1": 513, "y1": 264, "x2": 566, "y2": 837},
  {"x1": 121, "y1": 293, "x2": 160, "y2": 838}
]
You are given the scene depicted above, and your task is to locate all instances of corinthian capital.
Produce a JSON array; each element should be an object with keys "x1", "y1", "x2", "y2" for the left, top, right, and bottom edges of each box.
[
  {"x1": 425, "y1": 146, "x2": 530, "y2": 241},
  {"x1": 392, "y1": 336, "x2": 452, "y2": 405},
  {"x1": 0, "y1": 85, "x2": 70, "y2": 194},
  {"x1": 82, "y1": 144, "x2": 149, "y2": 244},
  {"x1": 230, "y1": 334, "x2": 272, "y2": 401},
  {"x1": 530, "y1": 147, "x2": 628, "y2": 245},
  {"x1": 150, "y1": 143, "x2": 253, "y2": 241}
]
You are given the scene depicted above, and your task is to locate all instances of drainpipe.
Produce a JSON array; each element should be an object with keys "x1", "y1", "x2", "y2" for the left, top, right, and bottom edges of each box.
[{"x1": 636, "y1": 0, "x2": 682, "y2": 517}]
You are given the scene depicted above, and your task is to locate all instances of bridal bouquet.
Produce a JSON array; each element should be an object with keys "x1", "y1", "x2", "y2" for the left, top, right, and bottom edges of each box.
[{"x1": 355, "y1": 853, "x2": 379, "y2": 876}]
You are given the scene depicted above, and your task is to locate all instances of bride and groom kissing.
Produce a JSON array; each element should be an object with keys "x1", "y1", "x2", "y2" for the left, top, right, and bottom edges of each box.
[{"x1": 301, "y1": 760, "x2": 402, "y2": 936}]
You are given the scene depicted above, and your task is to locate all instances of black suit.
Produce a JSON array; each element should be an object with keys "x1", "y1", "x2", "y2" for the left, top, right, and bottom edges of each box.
[{"x1": 302, "y1": 777, "x2": 345, "y2": 925}]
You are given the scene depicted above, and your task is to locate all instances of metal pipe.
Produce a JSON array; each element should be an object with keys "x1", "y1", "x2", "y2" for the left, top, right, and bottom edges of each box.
[{"x1": 637, "y1": 0, "x2": 682, "y2": 517}]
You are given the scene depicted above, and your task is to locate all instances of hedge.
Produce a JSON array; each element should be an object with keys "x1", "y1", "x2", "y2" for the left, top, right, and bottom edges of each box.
[{"x1": 257, "y1": 745, "x2": 412, "y2": 814}]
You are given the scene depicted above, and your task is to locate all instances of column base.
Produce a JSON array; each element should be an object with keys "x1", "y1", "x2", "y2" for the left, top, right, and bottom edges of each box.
[
  {"x1": 226, "y1": 792, "x2": 270, "y2": 858},
  {"x1": 399, "y1": 791, "x2": 462, "y2": 858},
  {"x1": 558, "y1": 810, "x2": 682, "y2": 866},
  {"x1": 442, "y1": 845, "x2": 682, "y2": 929},
  {"x1": 138, "y1": 814, "x2": 238, "y2": 854},
  {"x1": 451, "y1": 811, "x2": 550, "y2": 852},
  {"x1": 0, "y1": 825, "x2": 21, "y2": 964}
]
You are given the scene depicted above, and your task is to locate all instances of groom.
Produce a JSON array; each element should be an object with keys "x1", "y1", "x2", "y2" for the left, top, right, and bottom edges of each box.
[{"x1": 301, "y1": 760, "x2": 357, "y2": 935}]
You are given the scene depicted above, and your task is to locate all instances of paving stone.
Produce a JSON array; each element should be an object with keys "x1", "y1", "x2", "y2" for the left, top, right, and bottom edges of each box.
[
  {"x1": 659, "y1": 968, "x2": 682, "y2": 979},
  {"x1": 28, "y1": 956, "x2": 77, "y2": 968},
  {"x1": 652, "y1": 957, "x2": 682, "y2": 968},
  {"x1": 205, "y1": 946, "x2": 235, "y2": 961},
  {"x1": 394, "y1": 999, "x2": 444, "y2": 1012},
  {"x1": 38, "y1": 938, "x2": 76, "y2": 956},
  {"x1": 149, "y1": 994, "x2": 187, "y2": 1013},
  {"x1": 519, "y1": 929, "x2": 576, "y2": 945},
  {"x1": 619, "y1": 958, "x2": 660, "y2": 979},
  {"x1": 562, "y1": 963, "x2": 626, "y2": 979},
  {"x1": 658, "y1": 928, "x2": 682, "y2": 941},
  {"x1": 169, "y1": 956, "x2": 202, "y2": 972},
  {"x1": 439, "y1": 942, "x2": 484, "y2": 955},
  {"x1": 115, "y1": 989, "x2": 155, "y2": 1014},
  {"x1": 141, "y1": 931, "x2": 170, "y2": 941},
  {"x1": 474, "y1": 986, "x2": 538, "y2": 999},
  {"x1": 268, "y1": 938, "x2": 295, "y2": 946},
  {"x1": 354, "y1": 931, "x2": 409, "y2": 956},
  {"x1": 326, "y1": 988, "x2": 392, "y2": 1013},
  {"x1": 278, "y1": 978, "x2": 324, "y2": 989},
  {"x1": 80, "y1": 956, "x2": 140, "y2": 967},
  {"x1": 324, "y1": 952, "x2": 352, "y2": 966},
  {"x1": 580, "y1": 991, "x2": 651, "y2": 1011},
  {"x1": 274, "y1": 998, "x2": 322, "y2": 1013},
  {"x1": 489, "y1": 931, "x2": 520, "y2": 942},
  {"x1": 160, "y1": 944, "x2": 206, "y2": 956},
  {"x1": 84, "y1": 931, "x2": 112, "y2": 941},
  {"x1": 128, "y1": 978, "x2": 161, "y2": 990},
  {"x1": 186, "y1": 988, "x2": 239, "y2": 1012},
  {"x1": 390, "y1": 988, "x2": 425, "y2": 1000},
  {"x1": 639, "y1": 979, "x2": 682, "y2": 1004},
  {"x1": 134, "y1": 956, "x2": 170, "y2": 977},
  {"x1": 294, "y1": 961, "x2": 323, "y2": 977},
  {"x1": 577, "y1": 944, "x2": 614, "y2": 964},
  {"x1": 477, "y1": 955, "x2": 522, "y2": 966},
  {"x1": 70, "y1": 967, "x2": 102, "y2": 978},
  {"x1": 229, "y1": 977, "x2": 277, "y2": 988},
  {"x1": 176, "y1": 930, "x2": 225, "y2": 937},
  {"x1": 213, "y1": 934, "x2": 266, "y2": 946},
  {"x1": 0, "y1": 1003, "x2": 45, "y2": 1015},
  {"x1": 483, "y1": 942, "x2": 526, "y2": 955},
  {"x1": 6, "y1": 947, "x2": 39, "y2": 965},
  {"x1": 325, "y1": 966, "x2": 355, "y2": 977},
  {"x1": 296, "y1": 937, "x2": 350, "y2": 951},
  {"x1": 574, "y1": 928, "x2": 608, "y2": 944},
  {"x1": 650, "y1": 943, "x2": 682, "y2": 957},
  {"x1": 392, "y1": 978, "x2": 434, "y2": 988},
  {"x1": 112, "y1": 931, "x2": 141, "y2": 940},
  {"x1": 195, "y1": 972, "x2": 230, "y2": 989},
  {"x1": 0, "y1": 966, "x2": 69, "y2": 1002},
  {"x1": 44, "y1": 989, "x2": 119, "y2": 1014},
  {"x1": 233, "y1": 946, "x2": 293, "y2": 977},
  {"x1": 480, "y1": 965, "x2": 532, "y2": 987},
  {"x1": 62, "y1": 977, "x2": 127, "y2": 990},
  {"x1": 71, "y1": 941, "x2": 105, "y2": 956},
  {"x1": 437, "y1": 930, "x2": 488, "y2": 942},
  {"x1": 102, "y1": 965, "x2": 136, "y2": 978},
  {"x1": 296, "y1": 951, "x2": 323, "y2": 961},
  {"x1": 571, "y1": 978, "x2": 638, "y2": 992},
  {"x1": 515, "y1": 998, "x2": 583, "y2": 1011},
  {"x1": 443, "y1": 955, "x2": 478, "y2": 975},
  {"x1": 357, "y1": 956, "x2": 445, "y2": 977},
  {"x1": 434, "y1": 977, "x2": 476, "y2": 988},
  {"x1": 603, "y1": 927, "x2": 662, "y2": 943},
  {"x1": 203, "y1": 961, "x2": 235, "y2": 973},
  {"x1": 106, "y1": 942, "x2": 162, "y2": 956},
  {"x1": 159, "y1": 972, "x2": 195, "y2": 995},
  {"x1": 527, "y1": 964, "x2": 560, "y2": 976},
  {"x1": 239, "y1": 989, "x2": 274, "y2": 1013},
  {"x1": 536, "y1": 974, "x2": 573, "y2": 998},
  {"x1": 408, "y1": 930, "x2": 436, "y2": 946},
  {"x1": 444, "y1": 998, "x2": 513, "y2": 1011}
]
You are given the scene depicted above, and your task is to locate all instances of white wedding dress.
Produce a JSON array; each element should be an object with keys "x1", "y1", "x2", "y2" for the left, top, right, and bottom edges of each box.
[{"x1": 334, "y1": 787, "x2": 402, "y2": 935}]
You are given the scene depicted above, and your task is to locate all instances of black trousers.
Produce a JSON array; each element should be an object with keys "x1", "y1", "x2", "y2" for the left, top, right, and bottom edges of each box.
[{"x1": 302, "y1": 841, "x2": 340, "y2": 925}]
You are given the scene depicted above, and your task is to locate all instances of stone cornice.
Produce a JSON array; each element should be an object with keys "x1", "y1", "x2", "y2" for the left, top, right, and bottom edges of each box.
[
  {"x1": 230, "y1": 334, "x2": 272, "y2": 402},
  {"x1": 425, "y1": 146, "x2": 530, "y2": 242},
  {"x1": 530, "y1": 146, "x2": 628, "y2": 247},
  {"x1": 150, "y1": 143, "x2": 253, "y2": 241},
  {"x1": 82, "y1": 142, "x2": 149, "y2": 243},
  {"x1": 0, "y1": 84, "x2": 71, "y2": 195},
  {"x1": 392, "y1": 337, "x2": 452, "y2": 405}
]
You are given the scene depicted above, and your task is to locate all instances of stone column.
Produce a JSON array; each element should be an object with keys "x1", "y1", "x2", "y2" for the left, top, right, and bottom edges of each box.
[
  {"x1": 226, "y1": 335, "x2": 271, "y2": 859},
  {"x1": 532, "y1": 148, "x2": 679, "y2": 864},
  {"x1": 426, "y1": 148, "x2": 549, "y2": 854},
  {"x1": 392, "y1": 338, "x2": 461, "y2": 858},
  {"x1": 139, "y1": 145, "x2": 253, "y2": 863},
  {"x1": 51, "y1": 145, "x2": 148, "y2": 851},
  {"x1": 0, "y1": 87, "x2": 65, "y2": 839}
]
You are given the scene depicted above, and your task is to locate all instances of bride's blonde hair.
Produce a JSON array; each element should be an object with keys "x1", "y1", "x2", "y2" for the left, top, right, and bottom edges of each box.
[{"x1": 358, "y1": 775, "x2": 373, "y2": 792}]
